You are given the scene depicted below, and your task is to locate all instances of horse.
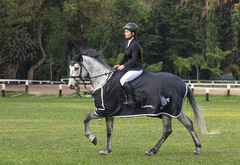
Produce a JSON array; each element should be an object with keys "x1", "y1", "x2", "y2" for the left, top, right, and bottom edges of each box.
[{"x1": 68, "y1": 48, "x2": 217, "y2": 156}]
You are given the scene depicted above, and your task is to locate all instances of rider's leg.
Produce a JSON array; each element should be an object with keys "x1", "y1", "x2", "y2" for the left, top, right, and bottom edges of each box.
[
  {"x1": 122, "y1": 82, "x2": 136, "y2": 106},
  {"x1": 120, "y1": 70, "x2": 143, "y2": 107}
]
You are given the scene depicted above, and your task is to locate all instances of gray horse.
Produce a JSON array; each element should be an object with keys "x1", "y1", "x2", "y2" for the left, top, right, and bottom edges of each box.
[{"x1": 68, "y1": 48, "x2": 217, "y2": 156}]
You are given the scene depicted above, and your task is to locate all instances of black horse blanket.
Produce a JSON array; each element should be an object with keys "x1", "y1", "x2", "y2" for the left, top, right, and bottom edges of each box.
[{"x1": 92, "y1": 70, "x2": 188, "y2": 118}]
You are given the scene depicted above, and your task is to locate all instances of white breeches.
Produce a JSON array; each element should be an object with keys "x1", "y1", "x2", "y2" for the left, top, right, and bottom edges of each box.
[{"x1": 120, "y1": 70, "x2": 143, "y2": 86}]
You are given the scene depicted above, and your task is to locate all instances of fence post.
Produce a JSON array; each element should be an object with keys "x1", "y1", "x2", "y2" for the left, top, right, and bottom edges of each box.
[
  {"x1": 212, "y1": 81, "x2": 214, "y2": 87},
  {"x1": 25, "y1": 81, "x2": 29, "y2": 93},
  {"x1": 59, "y1": 84, "x2": 62, "y2": 97},
  {"x1": 2, "y1": 84, "x2": 5, "y2": 97},
  {"x1": 191, "y1": 84, "x2": 194, "y2": 93},
  {"x1": 227, "y1": 85, "x2": 230, "y2": 96},
  {"x1": 235, "y1": 81, "x2": 237, "y2": 87},
  {"x1": 206, "y1": 88, "x2": 209, "y2": 101}
]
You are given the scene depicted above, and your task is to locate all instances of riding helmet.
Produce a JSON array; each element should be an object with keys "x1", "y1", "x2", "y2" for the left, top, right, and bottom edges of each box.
[{"x1": 123, "y1": 23, "x2": 138, "y2": 34}]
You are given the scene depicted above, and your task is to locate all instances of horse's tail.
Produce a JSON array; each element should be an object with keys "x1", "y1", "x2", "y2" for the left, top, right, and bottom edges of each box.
[{"x1": 187, "y1": 86, "x2": 219, "y2": 134}]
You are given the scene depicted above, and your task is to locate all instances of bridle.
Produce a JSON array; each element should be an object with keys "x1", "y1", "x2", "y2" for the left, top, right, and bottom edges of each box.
[{"x1": 70, "y1": 55, "x2": 113, "y2": 97}]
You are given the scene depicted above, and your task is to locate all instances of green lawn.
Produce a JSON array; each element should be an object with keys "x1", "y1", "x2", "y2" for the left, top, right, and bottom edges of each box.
[{"x1": 0, "y1": 93, "x2": 240, "y2": 164}]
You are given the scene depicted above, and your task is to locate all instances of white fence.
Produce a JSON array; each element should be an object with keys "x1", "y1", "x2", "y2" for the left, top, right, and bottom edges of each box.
[
  {"x1": 183, "y1": 79, "x2": 240, "y2": 84},
  {"x1": 0, "y1": 78, "x2": 92, "y2": 97},
  {"x1": 1, "y1": 78, "x2": 240, "y2": 97},
  {"x1": 0, "y1": 79, "x2": 62, "y2": 85}
]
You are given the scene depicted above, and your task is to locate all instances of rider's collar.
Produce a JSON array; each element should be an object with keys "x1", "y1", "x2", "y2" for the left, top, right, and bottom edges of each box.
[
  {"x1": 128, "y1": 37, "x2": 134, "y2": 41},
  {"x1": 127, "y1": 37, "x2": 134, "y2": 47}
]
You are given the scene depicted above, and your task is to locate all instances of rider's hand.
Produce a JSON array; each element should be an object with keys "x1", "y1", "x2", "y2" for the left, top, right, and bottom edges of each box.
[
  {"x1": 113, "y1": 64, "x2": 120, "y2": 70},
  {"x1": 118, "y1": 65, "x2": 125, "y2": 70}
]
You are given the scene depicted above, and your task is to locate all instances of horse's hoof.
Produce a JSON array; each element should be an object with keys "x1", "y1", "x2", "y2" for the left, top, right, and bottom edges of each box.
[
  {"x1": 98, "y1": 150, "x2": 111, "y2": 155},
  {"x1": 92, "y1": 137, "x2": 97, "y2": 145},
  {"x1": 193, "y1": 151, "x2": 200, "y2": 155},
  {"x1": 98, "y1": 152, "x2": 106, "y2": 155},
  {"x1": 144, "y1": 151, "x2": 152, "y2": 156}
]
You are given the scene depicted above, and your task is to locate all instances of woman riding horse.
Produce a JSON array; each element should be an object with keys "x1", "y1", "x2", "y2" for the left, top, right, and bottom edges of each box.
[{"x1": 114, "y1": 22, "x2": 143, "y2": 107}]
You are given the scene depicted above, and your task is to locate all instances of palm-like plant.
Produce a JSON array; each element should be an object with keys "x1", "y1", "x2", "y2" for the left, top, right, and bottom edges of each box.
[
  {"x1": 188, "y1": 54, "x2": 205, "y2": 81},
  {"x1": 230, "y1": 64, "x2": 240, "y2": 79},
  {"x1": 106, "y1": 53, "x2": 124, "y2": 67},
  {"x1": 170, "y1": 55, "x2": 191, "y2": 78},
  {"x1": 205, "y1": 47, "x2": 231, "y2": 78}
]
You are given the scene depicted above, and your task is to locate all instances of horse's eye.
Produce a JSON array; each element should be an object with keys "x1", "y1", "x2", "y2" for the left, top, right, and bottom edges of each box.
[{"x1": 75, "y1": 67, "x2": 79, "y2": 71}]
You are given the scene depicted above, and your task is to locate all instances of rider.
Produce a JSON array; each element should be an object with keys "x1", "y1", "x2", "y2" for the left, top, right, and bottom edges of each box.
[{"x1": 114, "y1": 22, "x2": 143, "y2": 107}]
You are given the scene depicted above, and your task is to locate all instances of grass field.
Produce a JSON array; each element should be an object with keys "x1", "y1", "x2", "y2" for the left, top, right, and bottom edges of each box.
[{"x1": 0, "y1": 93, "x2": 240, "y2": 164}]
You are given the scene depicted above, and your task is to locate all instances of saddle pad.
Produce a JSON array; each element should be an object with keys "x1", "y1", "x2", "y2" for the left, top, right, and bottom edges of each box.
[{"x1": 92, "y1": 70, "x2": 188, "y2": 118}]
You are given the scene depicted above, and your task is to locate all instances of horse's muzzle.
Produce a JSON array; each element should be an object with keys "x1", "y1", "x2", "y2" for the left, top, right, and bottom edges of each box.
[{"x1": 69, "y1": 85, "x2": 75, "y2": 89}]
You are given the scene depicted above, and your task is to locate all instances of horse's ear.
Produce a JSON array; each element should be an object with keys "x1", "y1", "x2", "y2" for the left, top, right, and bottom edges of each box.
[
  {"x1": 79, "y1": 47, "x2": 82, "y2": 55},
  {"x1": 72, "y1": 47, "x2": 76, "y2": 56},
  {"x1": 77, "y1": 54, "x2": 83, "y2": 63}
]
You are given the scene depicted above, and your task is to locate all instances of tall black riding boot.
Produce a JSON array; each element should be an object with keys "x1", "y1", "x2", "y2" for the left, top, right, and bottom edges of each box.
[{"x1": 123, "y1": 82, "x2": 137, "y2": 107}]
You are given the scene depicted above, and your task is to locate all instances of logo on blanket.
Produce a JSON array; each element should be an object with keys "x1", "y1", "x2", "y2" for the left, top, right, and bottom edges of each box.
[{"x1": 160, "y1": 95, "x2": 170, "y2": 109}]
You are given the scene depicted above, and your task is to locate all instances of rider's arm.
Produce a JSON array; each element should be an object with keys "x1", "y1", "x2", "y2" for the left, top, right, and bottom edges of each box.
[{"x1": 119, "y1": 55, "x2": 127, "y2": 65}]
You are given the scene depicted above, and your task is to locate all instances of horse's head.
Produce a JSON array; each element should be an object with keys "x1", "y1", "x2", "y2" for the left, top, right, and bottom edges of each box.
[{"x1": 68, "y1": 51, "x2": 88, "y2": 89}]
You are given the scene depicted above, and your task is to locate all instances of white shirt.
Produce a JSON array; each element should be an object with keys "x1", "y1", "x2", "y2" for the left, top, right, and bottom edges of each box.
[{"x1": 127, "y1": 37, "x2": 134, "y2": 48}]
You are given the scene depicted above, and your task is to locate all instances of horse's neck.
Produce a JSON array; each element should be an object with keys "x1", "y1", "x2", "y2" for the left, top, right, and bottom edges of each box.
[{"x1": 83, "y1": 56, "x2": 111, "y2": 89}]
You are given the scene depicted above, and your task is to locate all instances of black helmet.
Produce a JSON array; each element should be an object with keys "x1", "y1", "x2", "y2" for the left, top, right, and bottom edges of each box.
[{"x1": 123, "y1": 22, "x2": 138, "y2": 34}]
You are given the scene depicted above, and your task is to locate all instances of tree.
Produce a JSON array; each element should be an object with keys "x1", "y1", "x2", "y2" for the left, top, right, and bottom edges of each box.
[
  {"x1": 170, "y1": 55, "x2": 191, "y2": 78},
  {"x1": 27, "y1": 22, "x2": 46, "y2": 80},
  {"x1": 230, "y1": 64, "x2": 240, "y2": 80},
  {"x1": 1, "y1": 0, "x2": 239, "y2": 81},
  {"x1": 1, "y1": 30, "x2": 38, "y2": 79},
  {"x1": 205, "y1": 47, "x2": 231, "y2": 78},
  {"x1": 0, "y1": 0, "x2": 45, "y2": 79},
  {"x1": 145, "y1": 62, "x2": 163, "y2": 73},
  {"x1": 188, "y1": 54, "x2": 206, "y2": 81},
  {"x1": 106, "y1": 53, "x2": 124, "y2": 67},
  {"x1": 231, "y1": 3, "x2": 240, "y2": 64},
  {"x1": 151, "y1": 0, "x2": 202, "y2": 73}
]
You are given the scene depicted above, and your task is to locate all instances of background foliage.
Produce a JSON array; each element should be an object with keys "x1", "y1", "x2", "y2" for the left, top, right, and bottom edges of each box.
[{"x1": 0, "y1": 0, "x2": 239, "y2": 80}]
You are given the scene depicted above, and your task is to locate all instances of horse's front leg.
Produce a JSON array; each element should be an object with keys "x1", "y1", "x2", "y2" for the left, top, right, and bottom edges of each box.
[
  {"x1": 84, "y1": 112, "x2": 101, "y2": 145},
  {"x1": 99, "y1": 117, "x2": 114, "y2": 155}
]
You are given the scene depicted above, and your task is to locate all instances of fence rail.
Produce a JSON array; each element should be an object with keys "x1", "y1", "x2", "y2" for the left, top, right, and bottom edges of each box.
[
  {"x1": 0, "y1": 79, "x2": 63, "y2": 84},
  {"x1": 183, "y1": 79, "x2": 240, "y2": 84}
]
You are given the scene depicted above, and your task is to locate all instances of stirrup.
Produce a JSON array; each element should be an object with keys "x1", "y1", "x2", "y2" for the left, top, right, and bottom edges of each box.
[{"x1": 123, "y1": 100, "x2": 136, "y2": 108}]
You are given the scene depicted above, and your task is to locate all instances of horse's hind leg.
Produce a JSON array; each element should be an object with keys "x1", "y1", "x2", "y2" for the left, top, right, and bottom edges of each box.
[
  {"x1": 144, "y1": 115, "x2": 172, "y2": 156},
  {"x1": 99, "y1": 117, "x2": 114, "y2": 155},
  {"x1": 177, "y1": 111, "x2": 202, "y2": 155},
  {"x1": 84, "y1": 112, "x2": 101, "y2": 145}
]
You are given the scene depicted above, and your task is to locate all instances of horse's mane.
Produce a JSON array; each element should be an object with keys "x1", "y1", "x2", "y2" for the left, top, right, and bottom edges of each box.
[{"x1": 81, "y1": 48, "x2": 111, "y2": 69}]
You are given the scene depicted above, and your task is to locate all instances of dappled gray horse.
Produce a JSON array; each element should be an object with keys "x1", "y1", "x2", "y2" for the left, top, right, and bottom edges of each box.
[{"x1": 68, "y1": 48, "x2": 217, "y2": 156}]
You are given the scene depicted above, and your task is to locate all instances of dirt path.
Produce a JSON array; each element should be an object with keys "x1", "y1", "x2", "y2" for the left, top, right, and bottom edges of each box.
[
  {"x1": 2, "y1": 84, "x2": 240, "y2": 96},
  {"x1": 3, "y1": 84, "x2": 92, "y2": 96}
]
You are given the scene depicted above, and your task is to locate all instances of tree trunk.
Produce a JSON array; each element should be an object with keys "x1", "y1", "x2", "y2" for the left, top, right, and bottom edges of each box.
[
  {"x1": 196, "y1": 64, "x2": 199, "y2": 81},
  {"x1": 2, "y1": 64, "x2": 19, "y2": 79},
  {"x1": 27, "y1": 23, "x2": 46, "y2": 80},
  {"x1": 62, "y1": 20, "x2": 68, "y2": 67}
]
